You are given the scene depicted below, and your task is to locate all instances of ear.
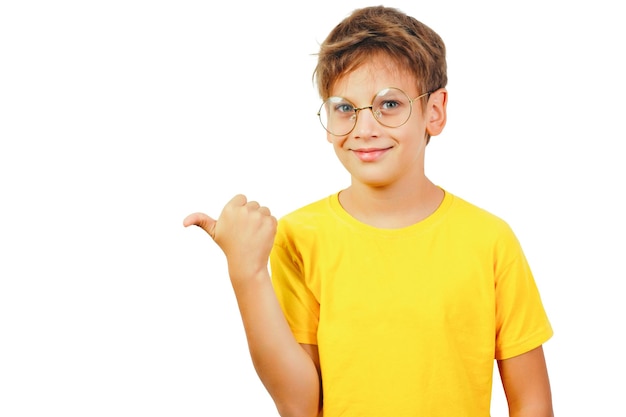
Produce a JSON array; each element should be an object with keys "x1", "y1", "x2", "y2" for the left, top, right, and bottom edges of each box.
[{"x1": 425, "y1": 88, "x2": 447, "y2": 137}]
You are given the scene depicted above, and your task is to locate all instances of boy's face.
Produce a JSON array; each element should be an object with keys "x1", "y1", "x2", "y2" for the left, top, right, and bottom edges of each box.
[{"x1": 326, "y1": 59, "x2": 446, "y2": 190}]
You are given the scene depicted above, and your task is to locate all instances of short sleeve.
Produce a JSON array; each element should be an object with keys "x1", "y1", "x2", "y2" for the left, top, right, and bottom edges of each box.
[
  {"x1": 270, "y1": 236, "x2": 320, "y2": 345},
  {"x1": 494, "y1": 226, "x2": 553, "y2": 360}
]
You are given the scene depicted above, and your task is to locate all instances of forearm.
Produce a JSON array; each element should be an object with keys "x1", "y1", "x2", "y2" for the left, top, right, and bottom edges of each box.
[
  {"x1": 231, "y1": 268, "x2": 320, "y2": 417},
  {"x1": 183, "y1": 198, "x2": 315, "y2": 413},
  {"x1": 508, "y1": 405, "x2": 554, "y2": 417}
]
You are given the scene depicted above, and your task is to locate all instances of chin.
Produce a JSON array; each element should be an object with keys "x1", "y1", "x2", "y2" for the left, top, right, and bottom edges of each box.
[{"x1": 352, "y1": 174, "x2": 394, "y2": 188}]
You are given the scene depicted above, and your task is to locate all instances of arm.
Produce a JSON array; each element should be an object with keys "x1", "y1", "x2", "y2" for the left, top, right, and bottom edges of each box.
[
  {"x1": 301, "y1": 344, "x2": 323, "y2": 412},
  {"x1": 184, "y1": 195, "x2": 320, "y2": 417},
  {"x1": 497, "y1": 345, "x2": 553, "y2": 417}
]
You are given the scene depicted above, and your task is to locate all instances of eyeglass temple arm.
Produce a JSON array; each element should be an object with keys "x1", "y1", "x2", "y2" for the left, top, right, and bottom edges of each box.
[{"x1": 411, "y1": 92, "x2": 431, "y2": 102}]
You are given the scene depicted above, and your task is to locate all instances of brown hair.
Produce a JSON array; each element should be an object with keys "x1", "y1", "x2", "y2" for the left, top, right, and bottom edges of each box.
[{"x1": 314, "y1": 6, "x2": 447, "y2": 102}]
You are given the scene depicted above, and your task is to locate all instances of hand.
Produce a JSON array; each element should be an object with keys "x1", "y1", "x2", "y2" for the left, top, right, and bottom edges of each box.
[{"x1": 183, "y1": 194, "x2": 277, "y2": 281}]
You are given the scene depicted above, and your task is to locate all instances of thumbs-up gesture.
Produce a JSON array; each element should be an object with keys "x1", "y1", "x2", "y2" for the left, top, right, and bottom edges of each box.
[{"x1": 183, "y1": 194, "x2": 277, "y2": 282}]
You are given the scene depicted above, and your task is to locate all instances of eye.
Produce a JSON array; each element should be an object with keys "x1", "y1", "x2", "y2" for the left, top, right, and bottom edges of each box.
[
  {"x1": 334, "y1": 102, "x2": 355, "y2": 113},
  {"x1": 379, "y1": 100, "x2": 401, "y2": 110}
]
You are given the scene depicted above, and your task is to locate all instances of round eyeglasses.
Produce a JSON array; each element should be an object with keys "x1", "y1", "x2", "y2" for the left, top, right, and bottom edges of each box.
[{"x1": 317, "y1": 87, "x2": 431, "y2": 136}]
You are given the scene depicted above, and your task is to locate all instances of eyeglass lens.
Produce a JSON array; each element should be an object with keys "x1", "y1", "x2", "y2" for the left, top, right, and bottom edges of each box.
[{"x1": 318, "y1": 87, "x2": 414, "y2": 136}]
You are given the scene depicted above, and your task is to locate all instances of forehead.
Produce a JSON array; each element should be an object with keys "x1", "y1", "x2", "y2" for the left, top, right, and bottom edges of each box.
[{"x1": 331, "y1": 58, "x2": 419, "y2": 98}]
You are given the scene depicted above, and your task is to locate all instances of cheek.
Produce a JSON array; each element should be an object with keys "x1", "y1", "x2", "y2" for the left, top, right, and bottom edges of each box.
[
  {"x1": 402, "y1": 119, "x2": 428, "y2": 141},
  {"x1": 330, "y1": 139, "x2": 350, "y2": 163},
  {"x1": 328, "y1": 134, "x2": 348, "y2": 149}
]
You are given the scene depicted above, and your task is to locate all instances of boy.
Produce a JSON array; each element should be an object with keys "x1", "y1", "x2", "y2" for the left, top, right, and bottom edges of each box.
[{"x1": 184, "y1": 6, "x2": 553, "y2": 417}]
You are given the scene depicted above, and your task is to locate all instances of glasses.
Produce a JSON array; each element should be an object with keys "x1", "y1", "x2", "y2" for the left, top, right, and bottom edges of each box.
[{"x1": 317, "y1": 87, "x2": 431, "y2": 136}]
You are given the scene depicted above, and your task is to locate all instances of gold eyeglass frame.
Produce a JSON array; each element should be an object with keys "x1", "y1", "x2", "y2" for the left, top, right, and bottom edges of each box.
[{"x1": 317, "y1": 87, "x2": 431, "y2": 136}]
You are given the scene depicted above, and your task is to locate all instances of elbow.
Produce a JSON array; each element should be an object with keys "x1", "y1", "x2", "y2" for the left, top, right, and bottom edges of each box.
[
  {"x1": 276, "y1": 401, "x2": 320, "y2": 417},
  {"x1": 270, "y1": 379, "x2": 320, "y2": 417},
  {"x1": 271, "y1": 381, "x2": 320, "y2": 417}
]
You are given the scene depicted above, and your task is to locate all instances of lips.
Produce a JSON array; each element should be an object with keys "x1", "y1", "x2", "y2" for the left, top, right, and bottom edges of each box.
[{"x1": 351, "y1": 147, "x2": 391, "y2": 162}]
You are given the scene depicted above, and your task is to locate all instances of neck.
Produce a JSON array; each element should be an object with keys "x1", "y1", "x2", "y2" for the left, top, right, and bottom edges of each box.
[{"x1": 339, "y1": 176, "x2": 444, "y2": 229}]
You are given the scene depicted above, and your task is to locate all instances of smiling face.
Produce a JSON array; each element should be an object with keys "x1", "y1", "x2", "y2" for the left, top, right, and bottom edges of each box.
[{"x1": 327, "y1": 57, "x2": 447, "y2": 191}]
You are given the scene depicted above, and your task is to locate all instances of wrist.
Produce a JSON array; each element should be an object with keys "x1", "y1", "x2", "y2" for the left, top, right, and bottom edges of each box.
[{"x1": 227, "y1": 262, "x2": 271, "y2": 290}]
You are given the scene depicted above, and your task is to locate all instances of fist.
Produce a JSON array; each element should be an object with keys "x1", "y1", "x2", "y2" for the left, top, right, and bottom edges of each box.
[{"x1": 184, "y1": 194, "x2": 277, "y2": 280}]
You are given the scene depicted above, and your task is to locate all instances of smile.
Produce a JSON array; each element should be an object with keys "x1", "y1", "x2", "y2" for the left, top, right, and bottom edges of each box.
[{"x1": 351, "y1": 147, "x2": 392, "y2": 162}]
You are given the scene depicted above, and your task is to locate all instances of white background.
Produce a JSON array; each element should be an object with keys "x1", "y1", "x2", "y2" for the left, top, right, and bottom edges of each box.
[{"x1": 1, "y1": 1, "x2": 624, "y2": 415}]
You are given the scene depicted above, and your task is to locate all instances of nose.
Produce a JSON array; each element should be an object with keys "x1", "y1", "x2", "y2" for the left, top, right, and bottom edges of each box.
[{"x1": 352, "y1": 106, "x2": 380, "y2": 138}]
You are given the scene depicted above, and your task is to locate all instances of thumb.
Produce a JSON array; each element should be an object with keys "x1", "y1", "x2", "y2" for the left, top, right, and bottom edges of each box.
[{"x1": 183, "y1": 212, "x2": 217, "y2": 239}]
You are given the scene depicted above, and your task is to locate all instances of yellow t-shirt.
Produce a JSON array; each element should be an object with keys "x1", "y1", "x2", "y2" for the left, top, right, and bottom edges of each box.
[{"x1": 270, "y1": 190, "x2": 553, "y2": 417}]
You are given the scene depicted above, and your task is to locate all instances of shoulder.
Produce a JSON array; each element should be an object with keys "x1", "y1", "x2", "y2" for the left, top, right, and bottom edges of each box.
[
  {"x1": 443, "y1": 192, "x2": 534, "y2": 284},
  {"x1": 274, "y1": 193, "x2": 339, "y2": 248},
  {"x1": 447, "y1": 192, "x2": 512, "y2": 230},
  {"x1": 444, "y1": 191, "x2": 520, "y2": 248},
  {"x1": 278, "y1": 194, "x2": 336, "y2": 228}
]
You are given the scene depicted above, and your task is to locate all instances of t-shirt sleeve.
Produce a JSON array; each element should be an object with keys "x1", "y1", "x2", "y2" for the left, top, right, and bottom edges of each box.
[
  {"x1": 494, "y1": 225, "x2": 553, "y2": 360},
  {"x1": 270, "y1": 234, "x2": 320, "y2": 345}
]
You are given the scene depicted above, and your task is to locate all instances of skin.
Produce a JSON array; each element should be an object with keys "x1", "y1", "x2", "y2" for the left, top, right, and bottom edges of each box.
[
  {"x1": 184, "y1": 56, "x2": 553, "y2": 416},
  {"x1": 499, "y1": 346, "x2": 554, "y2": 417},
  {"x1": 183, "y1": 196, "x2": 320, "y2": 417},
  {"x1": 325, "y1": 60, "x2": 446, "y2": 229}
]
